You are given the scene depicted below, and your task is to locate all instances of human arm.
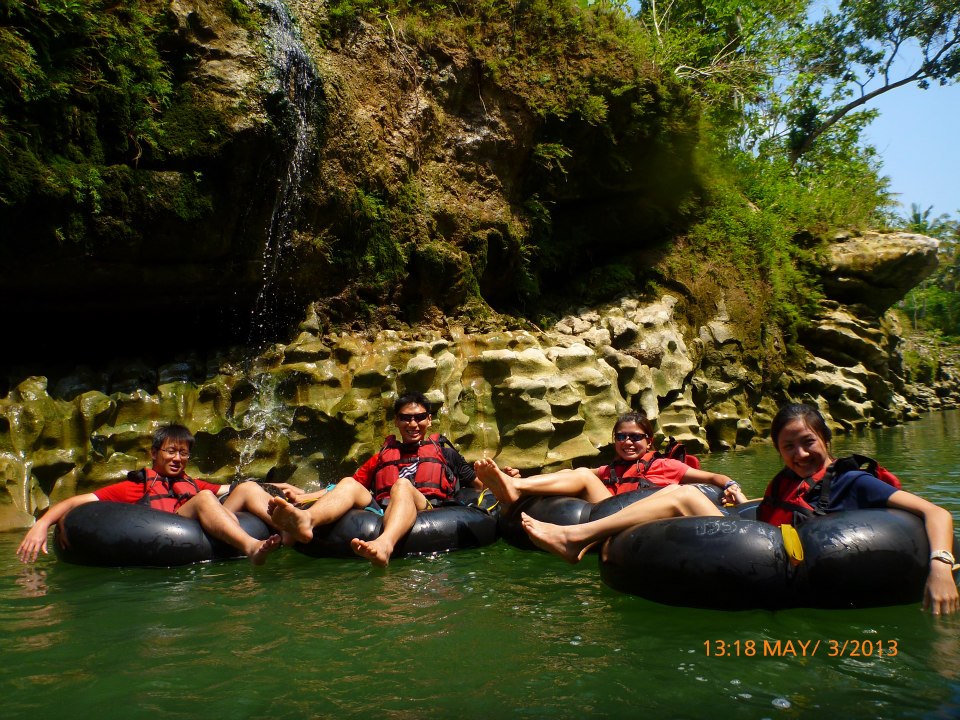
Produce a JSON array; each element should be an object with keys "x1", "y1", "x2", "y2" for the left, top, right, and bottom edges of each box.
[
  {"x1": 679, "y1": 466, "x2": 746, "y2": 504},
  {"x1": 681, "y1": 466, "x2": 734, "y2": 489},
  {"x1": 444, "y1": 447, "x2": 480, "y2": 488},
  {"x1": 16, "y1": 493, "x2": 100, "y2": 563},
  {"x1": 886, "y1": 490, "x2": 959, "y2": 616},
  {"x1": 264, "y1": 482, "x2": 304, "y2": 501}
]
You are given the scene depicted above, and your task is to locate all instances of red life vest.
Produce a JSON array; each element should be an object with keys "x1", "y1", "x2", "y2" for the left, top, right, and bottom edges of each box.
[
  {"x1": 129, "y1": 468, "x2": 202, "y2": 513},
  {"x1": 602, "y1": 440, "x2": 701, "y2": 495},
  {"x1": 602, "y1": 453, "x2": 663, "y2": 494},
  {"x1": 757, "y1": 454, "x2": 902, "y2": 527},
  {"x1": 663, "y1": 437, "x2": 701, "y2": 470},
  {"x1": 371, "y1": 434, "x2": 457, "y2": 503}
]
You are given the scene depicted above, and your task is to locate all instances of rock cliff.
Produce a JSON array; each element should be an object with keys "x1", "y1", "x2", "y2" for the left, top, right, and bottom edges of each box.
[
  {"x1": 1, "y1": 3, "x2": 956, "y2": 531},
  {"x1": 3, "y1": 230, "x2": 956, "y2": 531}
]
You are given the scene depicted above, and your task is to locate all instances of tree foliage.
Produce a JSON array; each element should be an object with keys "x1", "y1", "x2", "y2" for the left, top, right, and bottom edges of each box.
[
  {"x1": 899, "y1": 206, "x2": 960, "y2": 338},
  {"x1": 631, "y1": 1, "x2": 959, "y2": 166},
  {"x1": 785, "y1": 0, "x2": 960, "y2": 161},
  {"x1": 0, "y1": 0, "x2": 173, "y2": 203}
]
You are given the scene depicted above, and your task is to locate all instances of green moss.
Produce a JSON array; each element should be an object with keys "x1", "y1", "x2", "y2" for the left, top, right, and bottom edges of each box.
[
  {"x1": 339, "y1": 188, "x2": 408, "y2": 285},
  {"x1": 410, "y1": 239, "x2": 481, "y2": 307},
  {"x1": 903, "y1": 348, "x2": 938, "y2": 385},
  {"x1": 0, "y1": 0, "x2": 179, "y2": 249},
  {"x1": 220, "y1": 0, "x2": 258, "y2": 30},
  {"x1": 157, "y1": 87, "x2": 234, "y2": 161}
]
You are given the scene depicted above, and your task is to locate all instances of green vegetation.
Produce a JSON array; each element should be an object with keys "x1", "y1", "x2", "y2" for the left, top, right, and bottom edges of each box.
[
  {"x1": 902, "y1": 344, "x2": 940, "y2": 385},
  {"x1": 899, "y1": 206, "x2": 960, "y2": 340},
  {"x1": 0, "y1": 0, "x2": 242, "y2": 250},
  {"x1": 3, "y1": 0, "x2": 957, "y2": 368},
  {"x1": 316, "y1": 0, "x2": 944, "y2": 354},
  {"x1": 0, "y1": 1, "x2": 172, "y2": 204}
]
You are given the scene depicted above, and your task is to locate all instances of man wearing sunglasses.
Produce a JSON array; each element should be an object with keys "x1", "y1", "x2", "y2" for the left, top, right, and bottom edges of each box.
[{"x1": 269, "y1": 391, "x2": 513, "y2": 567}]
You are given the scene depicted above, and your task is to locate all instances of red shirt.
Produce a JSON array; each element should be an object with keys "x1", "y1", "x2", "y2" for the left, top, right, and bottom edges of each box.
[
  {"x1": 94, "y1": 473, "x2": 222, "y2": 512},
  {"x1": 595, "y1": 457, "x2": 690, "y2": 493}
]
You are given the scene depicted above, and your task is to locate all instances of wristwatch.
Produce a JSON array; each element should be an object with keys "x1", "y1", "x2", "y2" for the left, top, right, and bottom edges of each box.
[{"x1": 929, "y1": 550, "x2": 957, "y2": 567}]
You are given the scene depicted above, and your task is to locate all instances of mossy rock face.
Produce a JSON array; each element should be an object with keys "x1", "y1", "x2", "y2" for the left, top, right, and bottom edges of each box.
[
  {"x1": 0, "y1": 0, "x2": 292, "y2": 357},
  {"x1": 4, "y1": 290, "x2": 959, "y2": 531},
  {"x1": 1, "y1": 0, "x2": 709, "y2": 360}
]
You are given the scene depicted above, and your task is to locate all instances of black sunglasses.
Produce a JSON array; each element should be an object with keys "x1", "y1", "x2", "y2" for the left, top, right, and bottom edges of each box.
[
  {"x1": 397, "y1": 411, "x2": 430, "y2": 423},
  {"x1": 614, "y1": 432, "x2": 649, "y2": 442}
]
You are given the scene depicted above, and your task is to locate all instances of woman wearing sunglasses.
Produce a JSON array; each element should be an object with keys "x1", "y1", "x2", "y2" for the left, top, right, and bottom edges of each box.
[
  {"x1": 515, "y1": 405, "x2": 957, "y2": 615},
  {"x1": 475, "y1": 411, "x2": 744, "y2": 511}
]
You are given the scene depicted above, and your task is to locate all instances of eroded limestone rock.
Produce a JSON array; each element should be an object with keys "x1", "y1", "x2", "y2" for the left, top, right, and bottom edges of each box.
[
  {"x1": 4, "y1": 291, "x2": 959, "y2": 530},
  {"x1": 820, "y1": 231, "x2": 940, "y2": 313}
]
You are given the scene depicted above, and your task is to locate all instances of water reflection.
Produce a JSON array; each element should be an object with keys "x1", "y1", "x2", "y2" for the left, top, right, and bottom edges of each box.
[
  {"x1": 928, "y1": 618, "x2": 960, "y2": 682},
  {"x1": 14, "y1": 565, "x2": 47, "y2": 598}
]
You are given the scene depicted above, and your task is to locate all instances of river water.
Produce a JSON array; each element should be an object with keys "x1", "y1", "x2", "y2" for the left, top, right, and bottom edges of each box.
[{"x1": 2, "y1": 411, "x2": 958, "y2": 719}]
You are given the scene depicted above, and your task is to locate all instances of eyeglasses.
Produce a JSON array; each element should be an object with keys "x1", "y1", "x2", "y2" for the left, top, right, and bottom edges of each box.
[
  {"x1": 396, "y1": 412, "x2": 430, "y2": 423},
  {"x1": 161, "y1": 448, "x2": 191, "y2": 459},
  {"x1": 614, "y1": 432, "x2": 649, "y2": 443}
]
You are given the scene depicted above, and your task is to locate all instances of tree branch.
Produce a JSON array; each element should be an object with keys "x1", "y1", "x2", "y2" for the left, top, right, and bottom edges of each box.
[{"x1": 791, "y1": 30, "x2": 959, "y2": 161}]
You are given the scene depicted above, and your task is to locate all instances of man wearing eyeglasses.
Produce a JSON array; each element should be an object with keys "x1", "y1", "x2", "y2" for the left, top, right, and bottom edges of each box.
[
  {"x1": 268, "y1": 391, "x2": 514, "y2": 567},
  {"x1": 16, "y1": 424, "x2": 299, "y2": 565}
]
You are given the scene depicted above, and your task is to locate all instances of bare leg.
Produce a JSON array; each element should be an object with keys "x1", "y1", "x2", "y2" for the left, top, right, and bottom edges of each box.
[
  {"x1": 222, "y1": 481, "x2": 276, "y2": 526},
  {"x1": 177, "y1": 490, "x2": 281, "y2": 565},
  {"x1": 522, "y1": 484, "x2": 724, "y2": 563},
  {"x1": 269, "y1": 477, "x2": 372, "y2": 545},
  {"x1": 474, "y1": 458, "x2": 610, "y2": 509},
  {"x1": 351, "y1": 478, "x2": 427, "y2": 567}
]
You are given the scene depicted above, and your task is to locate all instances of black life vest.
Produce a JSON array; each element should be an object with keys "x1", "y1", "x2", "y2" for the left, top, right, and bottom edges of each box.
[
  {"x1": 757, "y1": 454, "x2": 902, "y2": 527},
  {"x1": 128, "y1": 468, "x2": 202, "y2": 513},
  {"x1": 371, "y1": 434, "x2": 458, "y2": 503},
  {"x1": 602, "y1": 440, "x2": 701, "y2": 494}
]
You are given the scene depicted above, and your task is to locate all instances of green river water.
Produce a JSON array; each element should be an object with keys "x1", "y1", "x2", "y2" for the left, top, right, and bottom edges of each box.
[{"x1": 2, "y1": 411, "x2": 959, "y2": 719}]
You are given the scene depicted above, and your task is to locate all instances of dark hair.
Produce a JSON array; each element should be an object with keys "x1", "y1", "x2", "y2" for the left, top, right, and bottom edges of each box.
[
  {"x1": 613, "y1": 411, "x2": 654, "y2": 438},
  {"x1": 770, "y1": 404, "x2": 831, "y2": 447},
  {"x1": 394, "y1": 392, "x2": 432, "y2": 415},
  {"x1": 151, "y1": 424, "x2": 195, "y2": 451}
]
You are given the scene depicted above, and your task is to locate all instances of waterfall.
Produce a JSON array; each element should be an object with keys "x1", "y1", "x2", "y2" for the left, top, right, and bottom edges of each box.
[
  {"x1": 234, "y1": 368, "x2": 294, "y2": 478},
  {"x1": 248, "y1": 0, "x2": 321, "y2": 344},
  {"x1": 235, "y1": 0, "x2": 320, "y2": 478}
]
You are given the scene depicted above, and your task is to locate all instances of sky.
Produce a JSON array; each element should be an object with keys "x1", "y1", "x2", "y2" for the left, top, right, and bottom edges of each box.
[{"x1": 863, "y1": 81, "x2": 960, "y2": 220}]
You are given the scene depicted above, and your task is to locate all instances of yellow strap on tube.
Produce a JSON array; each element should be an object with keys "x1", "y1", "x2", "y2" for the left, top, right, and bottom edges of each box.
[{"x1": 781, "y1": 524, "x2": 804, "y2": 566}]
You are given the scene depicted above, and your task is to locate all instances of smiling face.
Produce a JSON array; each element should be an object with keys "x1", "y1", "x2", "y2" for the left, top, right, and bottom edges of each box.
[
  {"x1": 612, "y1": 420, "x2": 651, "y2": 461},
  {"x1": 394, "y1": 402, "x2": 432, "y2": 444},
  {"x1": 150, "y1": 438, "x2": 191, "y2": 477},
  {"x1": 774, "y1": 419, "x2": 831, "y2": 478}
]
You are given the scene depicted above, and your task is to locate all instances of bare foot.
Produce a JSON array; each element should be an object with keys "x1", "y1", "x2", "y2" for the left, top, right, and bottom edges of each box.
[
  {"x1": 268, "y1": 496, "x2": 315, "y2": 544},
  {"x1": 474, "y1": 458, "x2": 521, "y2": 507},
  {"x1": 350, "y1": 537, "x2": 392, "y2": 567},
  {"x1": 249, "y1": 534, "x2": 282, "y2": 566},
  {"x1": 520, "y1": 512, "x2": 594, "y2": 564}
]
